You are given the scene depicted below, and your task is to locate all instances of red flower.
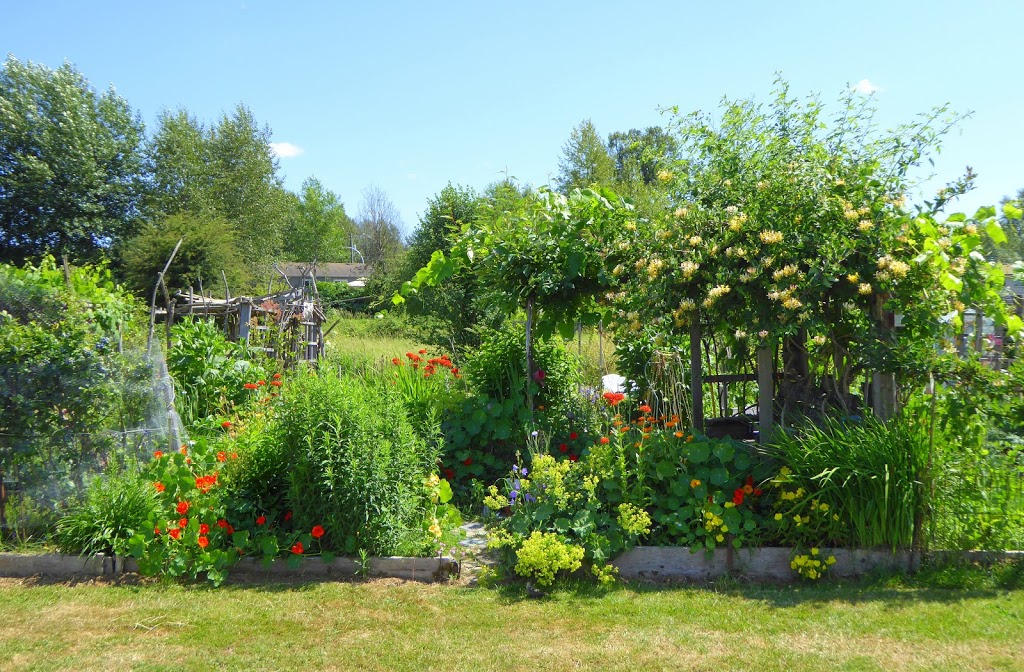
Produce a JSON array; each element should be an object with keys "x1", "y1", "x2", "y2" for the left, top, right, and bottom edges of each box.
[
  {"x1": 176, "y1": 501, "x2": 190, "y2": 515},
  {"x1": 569, "y1": 432, "x2": 578, "y2": 440},
  {"x1": 216, "y1": 451, "x2": 227, "y2": 462},
  {"x1": 221, "y1": 421, "x2": 232, "y2": 429},
  {"x1": 639, "y1": 404, "x2": 652, "y2": 414},
  {"x1": 754, "y1": 488, "x2": 763, "y2": 496},
  {"x1": 226, "y1": 524, "x2": 235, "y2": 535},
  {"x1": 180, "y1": 445, "x2": 188, "y2": 455},
  {"x1": 257, "y1": 380, "x2": 266, "y2": 386},
  {"x1": 419, "y1": 348, "x2": 427, "y2": 355},
  {"x1": 216, "y1": 519, "x2": 229, "y2": 529},
  {"x1": 284, "y1": 511, "x2": 293, "y2": 522},
  {"x1": 178, "y1": 518, "x2": 188, "y2": 529},
  {"x1": 243, "y1": 383, "x2": 259, "y2": 390},
  {"x1": 270, "y1": 380, "x2": 282, "y2": 387},
  {"x1": 559, "y1": 443, "x2": 569, "y2": 453},
  {"x1": 311, "y1": 525, "x2": 325, "y2": 539},
  {"x1": 291, "y1": 541, "x2": 304, "y2": 554},
  {"x1": 168, "y1": 529, "x2": 181, "y2": 540},
  {"x1": 443, "y1": 468, "x2": 455, "y2": 480},
  {"x1": 745, "y1": 475, "x2": 754, "y2": 487},
  {"x1": 154, "y1": 482, "x2": 165, "y2": 493},
  {"x1": 154, "y1": 526, "x2": 161, "y2": 535},
  {"x1": 602, "y1": 392, "x2": 626, "y2": 406},
  {"x1": 532, "y1": 369, "x2": 546, "y2": 382},
  {"x1": 569, "y1": 454, "x2": 579, "y2": 462},
  {"x1": 199, "y1": 523, "x2": 210, "y2": 535},
  {"x1": 463, "y1": 457, "x2": 473, "y2": 466},
  {"x1": 230, "y1": 452, "x2": 238, "y2": 460},
  {"x1": 599, "y1": 437, "x2": 610, "y2": 445},
  {"x1": 197, "y1": 536, "x2": 209, "y2": 549},
  {"x1": 153, "y1": 450, "x2": 163, "y2": 459},
  {"x1": 256, "y1": 515, "x2": 266, "y2": 525},
  {"x1": 391, "y1": 357, "x2": 402, "y2": 366},
  {"x1": 272, "y1": 373, "x2": 282, "y2": 380},
  {"x1": 733, "y1": 489, "x2": 745, "y2": 506}
]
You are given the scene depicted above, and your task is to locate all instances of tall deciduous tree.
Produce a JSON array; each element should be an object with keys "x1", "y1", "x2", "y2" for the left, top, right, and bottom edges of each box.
[
  {"x1": 282, "y1": 177, "x2": 353, "y2": 263},
  {"x1": 0, "y1": 57, "x2": 146, "y2": 264},
  {"x1": 555, "y1": 119, "x2": 615, "y2": 193},
  {"x1": 355, "y1": 185, "x2": 404, "y2": 272},
  {"x1": 144, "y1": 104, "x2": 290, "y2": 268}
]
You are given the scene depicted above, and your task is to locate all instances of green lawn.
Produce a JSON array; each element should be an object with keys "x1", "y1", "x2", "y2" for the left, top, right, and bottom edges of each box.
[{"x1": 1, "y1": 577, "x2": 1022, "y2": 671}]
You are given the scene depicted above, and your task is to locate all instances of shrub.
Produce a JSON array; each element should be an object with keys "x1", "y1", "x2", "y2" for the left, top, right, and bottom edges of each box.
[
  {"x1": 55, "y1": 459, "x2": 157, "y2": 557},
  {"x1": 274, "y1": 370, "x2": 444, "y2": 556}
]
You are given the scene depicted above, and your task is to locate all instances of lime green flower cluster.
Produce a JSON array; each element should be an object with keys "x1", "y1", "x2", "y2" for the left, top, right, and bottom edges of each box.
[
  {"x1": 514, "y1": 531, "x2": 585, "y2": 587},
  {"x1": 617, "y1": 503, "x2": 652, "y2": 538}
]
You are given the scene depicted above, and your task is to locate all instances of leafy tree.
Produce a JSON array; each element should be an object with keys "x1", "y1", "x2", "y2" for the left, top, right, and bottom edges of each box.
[
  {"x1": 607, "y1": 126, "x2": 678, "y2": 187},
  {"x1": 118, "y1": 211, "x2": 248, "y2": 299},
  {"x1": 983, "y1": 189, "x2": 1024, "y2": 263},
  {"x1": 555, "y1": 119, "x2": 615, "y2": 193},
  {"x1": 0, "y1": 56, "x2": 146, "y2": 264},
  {"x1": 144, "y1": 105, "x2": 290, "y2": 269},
  {"x1": 282, "y1": 177, "x2": 354, "y2": 263}
]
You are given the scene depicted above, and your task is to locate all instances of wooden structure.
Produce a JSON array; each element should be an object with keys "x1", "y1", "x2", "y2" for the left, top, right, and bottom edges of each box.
[{"x1": 171, "y1": 286, "x2": 326, "y2": 366}]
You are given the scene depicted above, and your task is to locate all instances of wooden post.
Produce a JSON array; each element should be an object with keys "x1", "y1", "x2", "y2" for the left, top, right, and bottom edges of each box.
[
  {"x1": 757, "y1": 346, "x2": 774, "y2": 444},
  {"x1": 974, "y1": 309, "x2": 984, "y2": 354},
  {"x1": 525, "y1": 296, "x2": 535, "y2": 415},
  {"x1": 238, "y1": 301, "x2": 252, "y2": 343},
  {"x1": 690, "y1": 320, "x2": 703, "y2": 433}
]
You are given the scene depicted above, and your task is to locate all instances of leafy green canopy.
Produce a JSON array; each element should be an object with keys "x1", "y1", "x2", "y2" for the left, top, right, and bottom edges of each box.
[{"x1": 0, "y1": 57, "x2": 146, "y2": 264}]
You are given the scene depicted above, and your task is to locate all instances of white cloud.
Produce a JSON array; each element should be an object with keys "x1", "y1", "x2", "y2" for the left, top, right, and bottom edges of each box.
[
  {"x1": 269, "y1": 142, "x2": 304, "y2": 158},
  {"x1": 851, "y1": 78, "x2": 881, "y2": 95}
]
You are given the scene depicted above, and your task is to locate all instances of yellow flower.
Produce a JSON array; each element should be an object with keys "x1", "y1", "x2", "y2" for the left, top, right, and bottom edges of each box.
[
  {"x1": 858, "y1": 283, "x2": 873, "y2": 295},
  {"x1": 759, "y1": 230, "x2": 784, "y2": 244},
  {"x1": 657, "y1": 169, "x2": 674, "y2": 183},
  {"x1": 724, "y1": 502, "x2": 735, "y2": 509},
  {"x1": 811, "y1": 547, "x2": 819, "y2": 556},
  {"x1": 774, "y1": 513, "x2": 783, "y2": 521},
  {"x1": 716, "y1": 534, "x2": 725, "y2": 543},
  {"x1": 690, "y1": 479, "x2": 701, "y2": 488}
]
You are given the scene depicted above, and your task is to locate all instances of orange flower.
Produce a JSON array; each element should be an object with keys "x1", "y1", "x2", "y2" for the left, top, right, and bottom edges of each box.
[
  {"x1": 153, "y1": 450, "x2": 164, "y2": 459},
  {"x1": 418, "y1": 348, "x2": 427, "y2": 355},
  {"x1": 620, "y1": 426, "x2": 630, "y2": 434},
  {"x1": 270, "y1": 380, "x2": 282, "y2": 387},
  {"x1": 291, "y1": 541, "x2": 304, "y2": 554},
  {"x1": 178, "y1": 518, "x2": 188, "y2": 529},
  {"x1": 199, "y1": 523, "x2": 210, "y2": 535},
  {"x1": 674, "y1": 431, "x2": 684, "y2": 438},
  {"x1": 272, "y1": 373, "x2": 282, "y2": 380},
  {"x1": 230, "y1": 452, "x2": 238, "y2": 460},
  {"x1": 176, "y1": 501, "x2": 190, "y2": 515},
  {"x1": 311, "y1": 525, "x2": 325, "y2": 539},
  {"x1": 180, "y1": 445, "x2": 188, "y2": 455},
  {"x1": 742, "y1": 484, "x2": 754, "y2": 495},
  {"x1": 216, "y1": 451, "x2": 227, "y2": 462},
  {"x1": 639, "y1": 404, "x2": 652, "y2": 414},
  {"x1": 243, "y1": 383, "x2": 258, "y2": 390},
  {"x1": 599, "y1": 437, "x2": 610, "y2": 445},
  {"x1": 168, "y1": 529, "x2": 181, "y2": 540},
  {"x1": 154, "y1": 482, "x2": 165, "y2": 493},
  {"x1": 690, "y1": 479, "x2": 701, "y2": 488},
  {"x1": 221, "y1": 421, "x2": 232, "y2": 429},
  {"x1": 257, "y1": 380, "x2": 266, "y2": 386},
  {"x1": 197, "y1": 536, "x2": 209, "y2": 548},
  {"x1": 602, "y1": 392, "x2": 626, "y2": 406}
]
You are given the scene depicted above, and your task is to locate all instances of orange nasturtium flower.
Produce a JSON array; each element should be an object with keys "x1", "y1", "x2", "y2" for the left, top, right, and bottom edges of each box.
[
  {"x1": 176, "y1": 501, "x2": 190, "y2": 515},
  {"x1": 197, "y1": 536, "x2": 209, "y2": 549},
  {"x1": 311, "y1": 525, "x2": 325, "y2": 539},
  {"x1": 154, "y1": 482, "x2": 166, "y2": 493},
  {"x1": 291, "y1": 541, "x2": 304, "y2": 554},
  {"x1": 168, "y1": 529, "x2": 181, "y2": 540},
  {"x1": 153, "y1": 450, "x2": 163, "y2": 459},
  {"x1": 691, "y1": 479, "x2": 701, "y2": 489}
]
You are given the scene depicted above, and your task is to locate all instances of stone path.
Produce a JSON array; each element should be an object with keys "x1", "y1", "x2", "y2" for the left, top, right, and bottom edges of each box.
[{"x1": 457, "y1": 521, "x2": 496, "y2": 583}]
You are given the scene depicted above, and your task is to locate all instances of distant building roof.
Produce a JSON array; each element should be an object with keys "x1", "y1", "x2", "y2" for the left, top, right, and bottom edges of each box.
[{"x1": 278, "y1": 262, "x2": 370, "y2": 280}]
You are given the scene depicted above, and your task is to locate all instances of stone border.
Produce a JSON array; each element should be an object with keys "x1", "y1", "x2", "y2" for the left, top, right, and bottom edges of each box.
[
  {"x1": 0, "y1": 552, "x2": 458, "y2": 583},
  {"x1": 612, "y1": 546, "x2": 1024, "y2": 583}
]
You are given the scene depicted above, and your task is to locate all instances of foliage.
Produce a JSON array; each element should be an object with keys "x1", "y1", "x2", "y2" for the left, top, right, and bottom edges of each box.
[
  {"x1": 0, "y1": 56, "x2": 146, "y2": 264},
  {"x1": 512, "y1": 530, "x2": 585, "y2": 587},
  {"x1": 118, "y1": 211, "x2": 249, "y2": 298},
  {"x1": 281, "y1": 176, "x2": 354, "y2": 263},
  {"x1": 144, "y1": 105, "x2": 292, "y2": 267},
  {"x1": 268, "y1": 369, "x2": 448, "y2": 556},
  {"x1": 767, "y1": 414, "x2": 931, "y2": 549},
  {"x1": 54, "y1": 458, "x2": 158, "y2": 557},
  {"x1": 0, "y1": 257, "x2": 148, "y2": 513},
  {"x1": 355, "y1": 185, "x2": 405, "y2": 274},
  {"x1": 166, "y1": 317, "x2": 269, "y2": 429},
  {"x1": 555, "y1": 119, "x2": 616, "y2": 193}
]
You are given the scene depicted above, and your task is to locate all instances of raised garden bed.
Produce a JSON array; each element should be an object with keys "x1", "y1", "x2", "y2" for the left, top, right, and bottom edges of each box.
[
  {"x1": 612, "y1": 546, "x2": 1024, "y2": 583},
  {"x1": 0, "y1": 552, "x2": 458, "y2": 582}
]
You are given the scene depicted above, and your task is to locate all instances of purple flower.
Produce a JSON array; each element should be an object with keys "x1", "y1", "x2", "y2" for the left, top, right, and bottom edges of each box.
[
  {"x1": 524, "y1": 493, "x2": 536, "y2": 503},
  {"x1": 520, "y1": 467, "x2": 529, "y2": 477}
]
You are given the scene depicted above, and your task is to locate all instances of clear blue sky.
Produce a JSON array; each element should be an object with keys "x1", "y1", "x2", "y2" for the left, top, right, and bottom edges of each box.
[{"x1": 3, "y1": 1, "x2": 1021, "y2": 235}]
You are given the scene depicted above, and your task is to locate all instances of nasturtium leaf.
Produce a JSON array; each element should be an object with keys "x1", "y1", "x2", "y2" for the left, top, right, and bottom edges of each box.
[
  {"x1": 710, "y1": 467, "x2": 729, "y2": 486},
  {"x1": 688, "y1": 442, "x2": 711, "y2": 464}
]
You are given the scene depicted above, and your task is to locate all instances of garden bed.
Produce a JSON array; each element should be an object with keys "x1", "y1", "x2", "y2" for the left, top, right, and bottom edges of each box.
[
  {"x1": 0, "y1": 551, "x2": 458, "y2": 583},
  {"x1": 612, "y1": 546, "x2": 1024, "y2": 583}
]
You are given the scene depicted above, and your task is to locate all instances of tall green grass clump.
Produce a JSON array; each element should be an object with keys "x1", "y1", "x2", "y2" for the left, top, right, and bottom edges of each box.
[
  {"x1": 769, "y1": 414, "x2": 931, "y2": 550},
  {"x1": 270, "y1": 370, "x2": 441, "y2": 556}
]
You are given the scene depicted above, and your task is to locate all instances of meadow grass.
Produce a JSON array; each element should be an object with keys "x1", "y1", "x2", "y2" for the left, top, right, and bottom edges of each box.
[{"x1": 0, "y1": 574, "x2": 1021, "y2": 671}]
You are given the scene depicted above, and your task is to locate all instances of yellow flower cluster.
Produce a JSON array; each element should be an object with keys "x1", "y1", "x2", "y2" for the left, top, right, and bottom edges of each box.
[
  {"x1": 772, "y1": 264, "x2": 799, "y2": 280},
  {"x1": 704, "y1": 509, "x2": 728, "y2": 542},
  {"x1": 702, "y1": 284, "x2": 731, "y2": 308},
  {"x1": 680, "y1": 260, "x2": 700, "y2": 279},
  {"x1": 791, "y1": 549, "x2": 837, "y2": 580},
  {"x1": 728, "y1": 212, "x2": 748, "y2": 231},
  {"x1": 688, "y1": 235, "x2": 703, "y2": 247},
  {"x1": 647, "y1": 258, "x2": 664, "y2": 279},
  {"x1": 759, "y1": 230, "x2": 784, "y2": 244},
  {"x1": 858, "y1": 220, "x2": 874, "y2": 232},
  {"x1": 617, "y1": 503, "x2": 653, "y2": 537},
  {"x1": 876, "y1": 255, "x2": 910, "y2": 279}
]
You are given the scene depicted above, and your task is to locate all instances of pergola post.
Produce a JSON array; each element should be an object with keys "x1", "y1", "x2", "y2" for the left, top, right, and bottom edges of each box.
[{"x1": 757, "y1": 346, "x2": 774, "y2": 444}]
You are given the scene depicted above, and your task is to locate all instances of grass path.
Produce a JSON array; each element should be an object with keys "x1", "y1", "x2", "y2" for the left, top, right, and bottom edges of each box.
[{"x1": 1, "y1": 577, "x2": 1022, "y2": 671}]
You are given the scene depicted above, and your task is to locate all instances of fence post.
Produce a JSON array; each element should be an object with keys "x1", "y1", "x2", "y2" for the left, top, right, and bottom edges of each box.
[
  {"x1": 689, "y1": 320, "x2": 703, "y2": 433},
  {"x1": 757, "y1": 346, "x2": 774, "y2": 444}
]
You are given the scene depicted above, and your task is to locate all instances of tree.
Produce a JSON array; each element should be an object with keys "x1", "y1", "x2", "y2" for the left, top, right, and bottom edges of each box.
[
  {"x1": 0, "y1": 56, "x2": 146, "y2": 264},
  {"x1": 355, "y1": 186, "x2": 404, "y2": 272},
  {"x1": 607, "y1": 126, "x2": 678, "y2": 187},
  {"x1": 144, "y1": 104, "x2": 290, "y2": 268},
  {"x1": 118, "y1": 211, "x2": 248, "y2": 300},
  {"x1": 555, "y1": 119, "x2": 615, "y2": 193},
  {"x1": 282, "y1": 177, "x2": 354, "y2": 263},
  {"x1": 984, "y1": 189, "x2": 1024, "y2": 263}
]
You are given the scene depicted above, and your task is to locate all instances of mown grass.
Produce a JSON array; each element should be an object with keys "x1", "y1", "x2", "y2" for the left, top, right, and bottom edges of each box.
[{"x1": 1, "y1": 576, "x2": 1022, "y2": 671}]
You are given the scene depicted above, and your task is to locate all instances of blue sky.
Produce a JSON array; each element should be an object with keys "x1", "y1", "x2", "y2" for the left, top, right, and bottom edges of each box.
[{"x1": 3, "y1": 1, "x2": 1022, "y2": 234}]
